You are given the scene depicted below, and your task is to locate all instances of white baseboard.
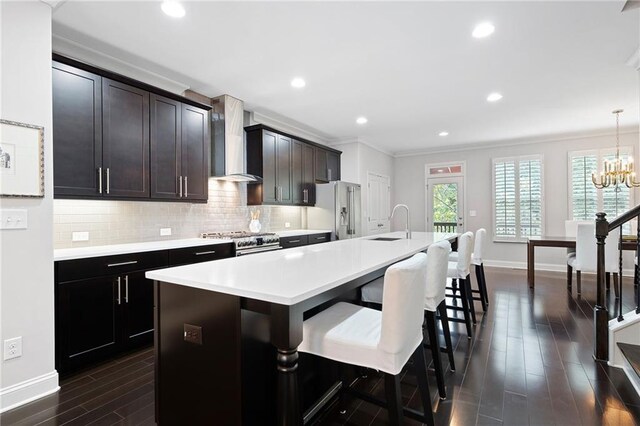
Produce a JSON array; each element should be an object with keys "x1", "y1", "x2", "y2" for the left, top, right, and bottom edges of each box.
[
  {"x1": 0, "y1": 370, "x2": 59, "y2": 413},
  {"x1": 484, "y1": 259, "x2": 634, "y2": 277}
]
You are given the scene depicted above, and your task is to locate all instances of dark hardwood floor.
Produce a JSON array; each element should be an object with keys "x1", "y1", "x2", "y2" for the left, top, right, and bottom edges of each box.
[{"x1": 2, "y1": 267, "x2": 639, "y2": 425}]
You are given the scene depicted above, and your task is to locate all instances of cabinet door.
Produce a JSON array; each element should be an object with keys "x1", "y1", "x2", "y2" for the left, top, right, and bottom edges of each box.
[
  {"x1": 181, "y1": 104, "x2": 209, "y2": 201},
  {"x1": 102, "y1": 78, "x2": 150, "y2": 198},
  {"x1": 276, "y1": 135, "x2": 293, "y2": 203},
  {"x1": 57, "y1": 277, "x2": 120, "y2": 373},
  {"x1": 150, "y1": 95, "x2": 181, "y2": 199},
  {"x1": 292, "y1": 141, "x2": 304, "y2": 204},
  {"x1": 122, "y1": 272, "x2": 154, "y2": 348},
  {"x1": 315, "y1": 147, "x2": 328, "y2": 182},
  {"x1": 302, "y1": 143, "x2": 316, "y2": 204},
  {"x1": 327, "y1": 151, "x2": 341, "y2": 181},
  {"x1": 261, "y1": 131, "x2": 278, "y2": 203},
  {"x1": 52, "y1": 62, "x2": 103, "y2": 197}
]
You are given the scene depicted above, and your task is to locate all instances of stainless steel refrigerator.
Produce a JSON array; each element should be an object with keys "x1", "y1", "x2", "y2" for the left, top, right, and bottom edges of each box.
[{"x1": 307, "y1": 181, "x2": 362, "y2": 240}]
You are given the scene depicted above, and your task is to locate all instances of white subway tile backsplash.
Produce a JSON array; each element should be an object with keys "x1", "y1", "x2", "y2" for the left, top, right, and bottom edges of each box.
[{"x1": 53, "y1": 179, "x2": 304, "y2": 249}]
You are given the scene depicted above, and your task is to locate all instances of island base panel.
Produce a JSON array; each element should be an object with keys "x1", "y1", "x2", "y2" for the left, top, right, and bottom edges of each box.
[{"x1": 155, "y1": 282, "x2": 242, "y2": 425}]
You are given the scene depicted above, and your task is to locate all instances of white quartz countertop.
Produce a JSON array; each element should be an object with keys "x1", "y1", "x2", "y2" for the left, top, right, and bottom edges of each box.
[
  {"x1": 146, "y1": 232, "x2": 457, "y2": 306},
  {"x1": 277, "y1": 229, "x2": 332, "y2": 237},
  {"x1": 54, "y1": 238, "x2": 231, "y2": 261}
]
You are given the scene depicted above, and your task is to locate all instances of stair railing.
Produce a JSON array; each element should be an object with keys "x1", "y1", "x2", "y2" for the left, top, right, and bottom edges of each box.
[{"x1": 594, "y1": 206, "x2": 640, "y2": 361}]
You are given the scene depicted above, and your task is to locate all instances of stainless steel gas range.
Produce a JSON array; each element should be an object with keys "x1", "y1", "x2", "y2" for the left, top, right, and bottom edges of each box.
[{"x1": 201, "y1": 231, "x2": 281, "y2": 256}]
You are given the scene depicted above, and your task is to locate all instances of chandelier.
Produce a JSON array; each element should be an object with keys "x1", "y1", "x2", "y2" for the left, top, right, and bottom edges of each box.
[{"x1": 592, "y1": 109, "x2": 640, "y2": 189}]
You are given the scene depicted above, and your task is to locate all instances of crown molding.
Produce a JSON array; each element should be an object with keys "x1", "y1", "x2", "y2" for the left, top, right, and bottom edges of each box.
[
  {"x1": 627, "y1": 47, "x2": 640, "y2": 71},
  {"x1": 329, "y1": 138, "x2": 394, "y2": 157},
  {"x1": 52, "y1": 34, "x2": 191, "y2": 95},
  {"x1": 393, "y1": 127, "x2": 640, "y2": 158},
  {"x1": 250, "y1": 110, "x2": 334, "y2": 145}
]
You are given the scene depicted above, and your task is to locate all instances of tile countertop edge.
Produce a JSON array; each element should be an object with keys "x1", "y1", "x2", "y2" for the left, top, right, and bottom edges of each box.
[
  {"x1": 54, "y1": 238, "x2": 232, "y2": 261},
  {"x1": 146, "y1": 232, "x2": 458, "y2": 306}
]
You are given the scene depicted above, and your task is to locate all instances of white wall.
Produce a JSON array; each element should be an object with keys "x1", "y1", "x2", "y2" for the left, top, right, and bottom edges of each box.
[
  {"x1": 0, "y1": 1, "x2": 59, "y2": 412},
  {"x1": 333, "y1": 141, "x2": 394, "y2": 235},
  {"x1": 393, "y1": 132, "x2": 640, "y2": 270}
]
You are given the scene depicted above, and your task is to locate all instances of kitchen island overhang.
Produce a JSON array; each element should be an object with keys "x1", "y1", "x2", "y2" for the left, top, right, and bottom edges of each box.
[{"x1": 147, "y1": 232, "x2": 458, "y2": 425}]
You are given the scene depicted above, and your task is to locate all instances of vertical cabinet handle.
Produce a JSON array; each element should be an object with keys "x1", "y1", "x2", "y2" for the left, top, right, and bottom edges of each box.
[
  {"x1": 279, "y1": 186, "x2": 282, "y2": 201},
  {"x1": 98, "y1": 167, "x2": 103, "y2": 194},
  {"x1": 303, "y1": 189, "x2": 308, "y2": 203},
  {"x1": 179, "y1": 176, "x2": 183, "y2": 198},
  {"x1": 106, "y1": 168, "x2": 110, "y2": 194},
  {"x1": 328, "y1": 168, "x2": 332, "y2": 181},
  {"x1": 185, "y1": 176, "x2": 188, "y2": 198},
  {"x1": 124, "y1": 275, "x2": 129, "y2": 303},
  {"x1": 116, "y1": 276, "x2": 121, "y2": 305}
]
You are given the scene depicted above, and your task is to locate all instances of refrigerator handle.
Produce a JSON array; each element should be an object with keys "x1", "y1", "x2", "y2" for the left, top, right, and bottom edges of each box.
[{"x1": 349, "y1": 188, "x2": 356, "y2": 235}]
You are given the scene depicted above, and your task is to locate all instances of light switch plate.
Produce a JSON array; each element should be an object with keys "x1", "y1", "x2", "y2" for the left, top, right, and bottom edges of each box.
[
  {"x1": 0, "y1": 209, "x2": 27, "y2": 230},
  {"x1": 72, "y1": 231, "x2": 89, "y2": 242},
  {"x1": 160, "y1": 228, "x2": 172, "y2": 236}
]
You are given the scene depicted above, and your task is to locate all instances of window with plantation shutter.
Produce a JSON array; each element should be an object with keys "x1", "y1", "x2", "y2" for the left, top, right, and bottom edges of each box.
[
  {"x1": 493, "y1": 156, "x2": 544, "y2": 241},
  {"x1": 569, "y1": 148, "x2": 633, "y2": 233}
]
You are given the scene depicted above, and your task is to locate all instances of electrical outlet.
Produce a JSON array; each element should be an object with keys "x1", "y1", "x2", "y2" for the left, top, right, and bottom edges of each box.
[
  {"x1": 469, "y1": 210, "x2": 477, "y2": 217},
  {"x1": 285, "y1": 222, "x2": 291, "y2": 228},
  {"x1": 184, "y1": 324, "x2": 202, "y2": 345},
  {"x1": 4, "y1": 337, "x2": 22, "y2": 361},
  {"x1": 160, "y1": 228, "x2": 172, "y2": 236},
  {"x1": 72, "y1": 231, "x2": 89, "y2": 242}
]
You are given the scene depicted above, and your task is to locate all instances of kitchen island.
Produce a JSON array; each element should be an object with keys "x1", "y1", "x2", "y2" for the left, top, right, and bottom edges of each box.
[{"x1": 146, "y1": 231, "x2": 457, "y2": 425}]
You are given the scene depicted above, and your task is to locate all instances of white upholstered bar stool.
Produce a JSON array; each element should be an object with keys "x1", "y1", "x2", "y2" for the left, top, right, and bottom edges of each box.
[
  {"x1": 567, "y1": 222, "x2": 620, "y2": 296},
  {"x1": 360, "y1": 240, "x2": 454, "y2": 400},
  {"x1": 300, "y1": 253, "x2": 434, "y2": 426},
  {"x1": 450, "y1": 228, "x2": 489, "y2": 311},
  {"x1": 445, "y1": 231, "x2": 475, "y2": 338}
]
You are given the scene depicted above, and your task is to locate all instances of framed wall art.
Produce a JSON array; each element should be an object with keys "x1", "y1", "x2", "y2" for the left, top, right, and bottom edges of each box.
[{"x1": 0, "y1": 119, "x2": 45, "y2": 198}]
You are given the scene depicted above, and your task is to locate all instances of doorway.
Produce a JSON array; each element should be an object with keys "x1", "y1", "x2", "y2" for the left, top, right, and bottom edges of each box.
[
  {"x1": 425, "y1": 163, "x2": 465, "y2": 233},
  {"x1": 367, "y1": 172, "x2": 391, "y2": 235}
]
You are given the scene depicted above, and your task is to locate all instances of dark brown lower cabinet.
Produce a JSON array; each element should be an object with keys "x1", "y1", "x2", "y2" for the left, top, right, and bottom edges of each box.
[
  {"x1": 56, "y1": 276, "x2": 120, "y2": 374},
  {"x1": 55, "y1": 243, "x2": 234, "y2": 375},
  {"x1": 279, "y1": 233, "x2": 331, "y2": 249}
]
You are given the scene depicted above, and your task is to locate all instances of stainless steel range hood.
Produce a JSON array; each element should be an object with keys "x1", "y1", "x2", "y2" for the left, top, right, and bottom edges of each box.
[{"x1": 210, "y1": 94, "x2": 261, "y2": 183}]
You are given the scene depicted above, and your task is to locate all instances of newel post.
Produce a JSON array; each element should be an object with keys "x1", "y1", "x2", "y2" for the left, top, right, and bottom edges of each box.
[{"x1": 594, "y1": 212, "x2": 609, "y2": 361}]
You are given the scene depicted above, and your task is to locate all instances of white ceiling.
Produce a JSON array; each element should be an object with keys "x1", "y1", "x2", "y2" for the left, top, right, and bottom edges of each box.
[{"x1": 51, "y1": 1, "x2": 640, "y2": 154}]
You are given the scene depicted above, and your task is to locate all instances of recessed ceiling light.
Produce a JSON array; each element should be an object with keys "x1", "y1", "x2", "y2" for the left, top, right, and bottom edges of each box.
[
  {"x1": 161, "y1": 1, "x2": 185, "y2": 18},
  {"x1": 439, "y1": 131, "x2": 449, "y2": 137},
  {"x1": 291, "y1": 77, "x2": 306, "y2": 88},
  {"x1": 356, "y1": 117, "x2": 368, "y2": 125},
  {"x1": 487, "y1": 92, "x2": 503, "y2": 102},
  {"x1": 472, "y1": 22, "x2": 495, "y2": 38}
]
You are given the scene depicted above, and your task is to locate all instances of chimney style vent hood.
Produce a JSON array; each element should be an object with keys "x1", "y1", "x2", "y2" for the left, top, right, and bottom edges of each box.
[{"x1": 210, "y1": 94, "x2": 261, "y2": 183}]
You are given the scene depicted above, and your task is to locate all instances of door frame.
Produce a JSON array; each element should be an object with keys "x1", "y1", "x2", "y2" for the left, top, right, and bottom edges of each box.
[{"x1": 424, "y1": 161, "x2": 466, "y2": 233}]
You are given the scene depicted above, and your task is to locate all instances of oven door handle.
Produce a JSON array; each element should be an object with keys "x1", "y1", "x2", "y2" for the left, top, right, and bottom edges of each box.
[{"x1": 236, "y1": 246, "x2": 282, "y2": 256}]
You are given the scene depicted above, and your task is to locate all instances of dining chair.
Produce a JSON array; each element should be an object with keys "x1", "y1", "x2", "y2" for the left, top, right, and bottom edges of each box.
[
  {"x1": 567, "y1": 222, "x2": 620, "y2": 296},
  {"x1": 301, "y1": 253, "x2": 434, "y2": 426}
]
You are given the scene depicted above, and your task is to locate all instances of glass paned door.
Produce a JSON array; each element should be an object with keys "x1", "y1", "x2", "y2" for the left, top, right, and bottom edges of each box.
[{"x1": 427, "y1": 176, "x2": 464, "y2": 233}]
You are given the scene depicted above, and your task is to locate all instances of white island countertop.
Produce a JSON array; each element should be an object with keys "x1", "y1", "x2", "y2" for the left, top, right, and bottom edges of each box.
[
  {"x1": 54, "y1": 238, "x2": 231, "y2": 261},
  {"x1": 146, "y1": 232, "x2": 456, "y2": 306}
]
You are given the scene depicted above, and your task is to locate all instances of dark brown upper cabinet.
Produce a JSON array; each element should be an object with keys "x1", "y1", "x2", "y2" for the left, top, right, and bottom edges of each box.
[
  {"x1": 292, "y1": 140, "x2": 316, "y2": 205},
  {"x1": 315, "y1": 147, "x2": 341, "y2": 182},
  {"x1": 246, "y1": 129, "x2": 292, "y2": 205},
  {"x1": 150, "y1": 97, "x2": 209, "y2": 201},
  {"x1": 102, "y1": 78, "x2": 150, "y2": 198},
  {"x1": 180, "y1": 104, "x2": 209, "y2": 201},
  {"x1": 52, "y1": 56, "x2": 210, "y2": 202},
  {"x1": 245, "y1": 124, "x2": 340, "y2": 206},
  {"x1": 52, "y1": 62, "x2": 103, "y2": 197}
]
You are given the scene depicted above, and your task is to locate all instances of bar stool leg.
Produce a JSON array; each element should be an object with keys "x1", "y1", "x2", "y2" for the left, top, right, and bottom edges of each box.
[
  {"x1": 384, "y1": 373, "x2": 404, "y2": 426},
  {"x1": 425, "y1": 311, "x2": 446, "y2": 399},
  {"x1": 411, "y1": 344, "x2": 435, "y2": 426},
  {"x1": 577, "y1": 270, "x2": 582, "y2": 294},
  {"x1": 567, "y1": 264, "x2": 573, "y2": 291},
  {"x1": 458, "y1": 278, "x2": 473, "y2": 338},
  {"x1": 475, "y1": 264, "x2": 487, "y2": 312},
  {"x1": 438, "y1": 301, "x2": 456, "y2": 371},
  {"x1": 464, "y1": 275, "x2": 477, "y2": 324},
  {"x1": 480, "y1": 263, "x2": 490, "y2": 306}
]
